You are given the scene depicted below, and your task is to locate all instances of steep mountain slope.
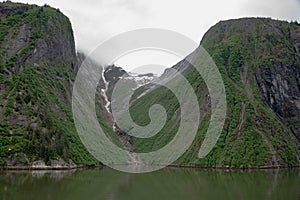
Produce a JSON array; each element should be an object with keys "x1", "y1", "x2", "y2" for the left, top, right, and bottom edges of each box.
[
  {"x1": 95, "y1": 64, "x2": 158, "y2": 155},
  {"x1": 128, "y1": 18, "x2": 300, "y2": 168},
  {"x1": 1, "y1": 2, "x2": 299, "y2": 169},
  {"x1": 0, "y1": 2, "x2": 96, "y2": 166}
]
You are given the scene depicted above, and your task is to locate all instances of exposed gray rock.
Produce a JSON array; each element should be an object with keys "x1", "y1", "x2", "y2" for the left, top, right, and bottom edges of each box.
[
  {"x1": 0, "y1": 2, "x2": 77, "y2": 74},
  {"x1": 5, "y1": 153, "x2": 29, "y2": 166},
  {"x1": 50, "y1": 159, "x2": 68, "y2": 167},
  {"x1": 0, "y1": 2, "x2": 30, "y2": 19},
  {"x1": 32, "y1": 160, "x2": 47, "y2": 168},
  {"x1": 255, "y1": 52, "x2": 300, "y2": 137},
  {"x1": 50, "y1": 159, "x2": 77, "y2": 168},
  {"x1": 2, "y1": 23, "x2": 31, "y2": 59}
]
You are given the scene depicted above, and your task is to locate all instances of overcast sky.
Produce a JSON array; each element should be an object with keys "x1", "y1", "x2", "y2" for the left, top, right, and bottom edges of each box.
[{"x1": 11, "y1": 0, "x2": 300, "y2": 74}]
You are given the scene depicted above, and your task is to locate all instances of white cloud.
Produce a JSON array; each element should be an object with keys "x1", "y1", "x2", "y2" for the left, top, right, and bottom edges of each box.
[
  {"x1": 242, "y1": 0, "x2": 300, "y2": 20},
  {"x1": 10, "y1": 0, "x2": 300, "y2": 73}
]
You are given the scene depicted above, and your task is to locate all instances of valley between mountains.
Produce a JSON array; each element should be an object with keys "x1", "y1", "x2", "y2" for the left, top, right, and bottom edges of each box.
[{"x1": 0, "y1": 2, "x2": 299, "y2": 169}]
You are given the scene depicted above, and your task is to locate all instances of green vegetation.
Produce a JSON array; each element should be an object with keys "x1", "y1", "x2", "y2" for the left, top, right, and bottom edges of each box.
[
  {"x1": 130, "y1": 86, "x2": 180, "y2": 153},
  {"x1": 0, "y1": 3, "x2": 73, "y2": 75},
  {"x1": 0, "y1": 1, "x2": 298, "y2": 168},
  {"x1": 0, "y1": 2, "x2": 97, "y2": 166},
  {"x1": 0, "y1": 66, "x2": 97, "y2": 165},
  {"x1": 127, "y1": 18, "x2": 300, "y2": 167}
]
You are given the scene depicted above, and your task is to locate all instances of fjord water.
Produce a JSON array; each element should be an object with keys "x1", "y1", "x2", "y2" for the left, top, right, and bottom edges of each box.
[{"x1": 1, "y1": 168, "x2": 299, "y2": 200}]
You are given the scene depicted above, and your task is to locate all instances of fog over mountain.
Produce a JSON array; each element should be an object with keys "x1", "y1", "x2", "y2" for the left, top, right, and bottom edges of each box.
[{"x1": 11, "y1": 0, "x2": 300, "y2": 73}]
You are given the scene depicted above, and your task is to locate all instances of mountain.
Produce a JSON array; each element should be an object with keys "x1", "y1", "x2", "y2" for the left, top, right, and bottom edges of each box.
[
  {"x1": 0, "y1": 2, "x2": 299, "y2": 169},
  {"x1": 0, "y1": 2, "x2": 97, "y2": 167},
  {"x1": 128, "y1": 18, "x2": 300, "y2": 168},
  {"x1": 102, "y1": 64, "x2": 157, "y2": 101},
  {"x1": 95, "y1": 64, "x2": 158, "y2": 153}
]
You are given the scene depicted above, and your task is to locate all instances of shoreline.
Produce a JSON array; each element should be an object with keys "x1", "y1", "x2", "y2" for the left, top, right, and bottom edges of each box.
[
  {"x1": 1, "y1": 164, "x2": 299, "y2": 171},
  {"x1": 166, "y1": 164, "x2": 300, "y2": 170},
  {"x1": 0, "y1": 165, "x2": 104, "y2": 171}
]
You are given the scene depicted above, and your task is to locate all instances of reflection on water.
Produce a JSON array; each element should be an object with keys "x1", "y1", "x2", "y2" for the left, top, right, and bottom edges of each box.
[{"x1": 0, "y1": 168, "x2": 299, "y2": 200}]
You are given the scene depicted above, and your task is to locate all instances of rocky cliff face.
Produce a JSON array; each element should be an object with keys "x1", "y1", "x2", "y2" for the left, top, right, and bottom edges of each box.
[
  {"x1": 200, "y1": 18, "x2": 300, "y2": 166},
  {"x1": 0, "y1": 2, "x2": 96, "y2": 167},
  {"x1": 202, "y1": 18, "x2": 300, "y2": 139},
  {"x1": 1, "y1": 2, "x2": 299, "y2": 168},
  {"x1": 256, "y1": 59, "x2": 300, "y2": 136},
  {"x1": 0, "y1": 2, "x2": 77, "y2": 75},
  {"x1": 129, "y1": 18, "x2": 300, "y2": 167}
]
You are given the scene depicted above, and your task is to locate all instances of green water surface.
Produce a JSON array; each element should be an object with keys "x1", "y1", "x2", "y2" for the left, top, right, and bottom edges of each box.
[{"x1": 0, "y1": 168, "x2": 299, "y2": 200}]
